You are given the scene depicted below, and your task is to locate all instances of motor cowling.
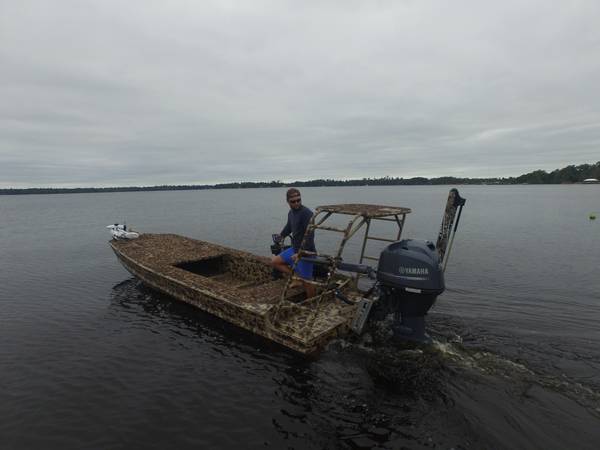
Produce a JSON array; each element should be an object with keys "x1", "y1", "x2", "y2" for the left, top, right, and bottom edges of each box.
[{"x1": 377, "y1": 239, "x2": 444, "y2": 294}]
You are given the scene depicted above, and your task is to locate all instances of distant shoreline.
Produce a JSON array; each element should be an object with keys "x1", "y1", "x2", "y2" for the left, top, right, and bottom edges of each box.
[
  {"x1": 1, "y1": 181, "x2": 598, "y2": 196},
  {"x1": 2, "y1": 162, "x2": 598, "y2": 195}
]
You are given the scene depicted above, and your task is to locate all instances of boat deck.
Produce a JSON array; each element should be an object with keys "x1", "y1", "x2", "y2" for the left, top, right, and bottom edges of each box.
[{"x1": 110, "y1": 234, "x2": 357, "y2": 353}]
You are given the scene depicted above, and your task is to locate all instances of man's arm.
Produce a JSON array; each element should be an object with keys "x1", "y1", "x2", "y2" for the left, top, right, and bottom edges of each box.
[
  {"x1": 298, "y1": 208, "x2": 311, "y2": 233},
  {"x1": 280, "y1": 215, "x2": 291, "y2": 239},
  {"x1": 299, "y1": 208, "x2": 315, "y2": 246}
]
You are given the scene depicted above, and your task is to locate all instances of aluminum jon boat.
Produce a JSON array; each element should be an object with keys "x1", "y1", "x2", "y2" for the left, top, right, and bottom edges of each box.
[
  {"x1": 110, "y1": 233, "x2": 358, "y2": 353},
  {"x1": 109, "y1": 189, "x2": 465, "y2": 354}
]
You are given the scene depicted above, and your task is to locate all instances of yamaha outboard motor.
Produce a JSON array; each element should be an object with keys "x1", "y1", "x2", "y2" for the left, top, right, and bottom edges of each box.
[
  {"x1": 374, "y1": 240, "x2": 444, "y2": 343},
  {"x1": 370, "y1": 188, "x2": 466, "y2": 343}
]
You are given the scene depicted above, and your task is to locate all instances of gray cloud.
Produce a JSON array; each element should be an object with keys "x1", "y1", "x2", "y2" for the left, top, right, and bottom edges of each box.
[{"x1": 1, "y1": 0, "x2": 599, "y2": 187}]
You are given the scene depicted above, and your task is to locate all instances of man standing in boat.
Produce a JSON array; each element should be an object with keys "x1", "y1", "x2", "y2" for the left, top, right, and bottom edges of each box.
[{"x1": 271, "y1": 188, "x2": 316, "y2": 298}]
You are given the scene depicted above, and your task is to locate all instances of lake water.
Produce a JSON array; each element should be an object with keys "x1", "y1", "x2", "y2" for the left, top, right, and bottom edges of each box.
[{"x1": 1, "y1": 185, "x2": 599, "y2": 449}]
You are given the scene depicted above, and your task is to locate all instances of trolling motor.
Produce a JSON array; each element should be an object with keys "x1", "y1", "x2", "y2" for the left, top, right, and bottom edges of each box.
[
  {"x1": 106, "y1": 223, "x2": 140, "y2": 240},
  {"x1": 310, "y1": 189, "x2": 466, "y2": 343}
]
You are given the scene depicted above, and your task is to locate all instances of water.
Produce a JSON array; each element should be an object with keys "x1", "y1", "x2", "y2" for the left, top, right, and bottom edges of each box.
[{"x1": 1, "y1": 185, "x2": 599, "y2": 449}]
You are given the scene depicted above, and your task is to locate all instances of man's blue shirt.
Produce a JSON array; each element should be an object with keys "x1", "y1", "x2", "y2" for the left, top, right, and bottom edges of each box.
[{"x1": 280, "y1": 206, "x2": 316, "y2": 252}]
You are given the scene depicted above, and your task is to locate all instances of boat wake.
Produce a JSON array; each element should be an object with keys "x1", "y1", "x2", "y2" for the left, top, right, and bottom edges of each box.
[{"x1": 109, "y1": 278, "x2": 600, "y2": 449}]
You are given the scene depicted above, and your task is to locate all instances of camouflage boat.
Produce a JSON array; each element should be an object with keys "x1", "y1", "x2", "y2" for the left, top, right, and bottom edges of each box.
[
  {"x1": 109, "y1": 189, "x2": 465, "y2": 354},
  {"x1": 110, "y1": 233, "x2": 358, "y2": 353}
]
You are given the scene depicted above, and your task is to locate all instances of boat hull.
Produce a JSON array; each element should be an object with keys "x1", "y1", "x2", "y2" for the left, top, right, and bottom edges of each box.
[{"x1": 110, "y1": 234, "x2": 355, "y2": 354}]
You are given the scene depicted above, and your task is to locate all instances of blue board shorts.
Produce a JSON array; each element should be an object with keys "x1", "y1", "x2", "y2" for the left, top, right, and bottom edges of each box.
[{"x1": 279, "y1": 247, "x2": 313, "y2": 280}]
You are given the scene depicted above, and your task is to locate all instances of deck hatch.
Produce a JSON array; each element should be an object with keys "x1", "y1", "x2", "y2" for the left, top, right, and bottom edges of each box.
[{"x1": 175, "y1": 256, "x2": 226, "y2": 277}]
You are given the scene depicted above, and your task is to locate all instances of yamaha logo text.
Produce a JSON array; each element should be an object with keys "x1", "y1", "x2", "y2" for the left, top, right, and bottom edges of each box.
[{"x1": 398, "y1": 266, "x2": 429, "y2": 276}]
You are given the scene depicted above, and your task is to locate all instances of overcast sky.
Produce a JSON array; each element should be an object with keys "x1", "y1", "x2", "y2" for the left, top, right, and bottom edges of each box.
[{"x1": 1, "y1": 0, "x2": 599, "y2": 187}]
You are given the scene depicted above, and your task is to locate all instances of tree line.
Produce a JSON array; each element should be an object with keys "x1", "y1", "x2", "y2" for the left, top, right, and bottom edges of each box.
[{"x1": 1, "y1": 161, "x2": 598, "y2": 195}]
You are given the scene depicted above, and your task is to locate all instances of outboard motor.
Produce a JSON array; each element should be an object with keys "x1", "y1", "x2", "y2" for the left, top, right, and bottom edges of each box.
[
  {"x1": 370, "y1": 188, "x2": 466, "y2": 343},
  {"x1": 374, "y1": 239, "x2": 444, "y2": 343}
]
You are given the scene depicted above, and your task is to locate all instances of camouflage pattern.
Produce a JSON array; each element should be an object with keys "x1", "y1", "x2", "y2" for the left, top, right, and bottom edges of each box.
[
  {"x1": 110, "y1": 234, "x2": 356, "y2": 354},
  {"x1": 436, "y1": 189, "x2": 465, "y2": 263},
  {"x1": 315, "y1": 204, "x2": 411, "y2": 217}
]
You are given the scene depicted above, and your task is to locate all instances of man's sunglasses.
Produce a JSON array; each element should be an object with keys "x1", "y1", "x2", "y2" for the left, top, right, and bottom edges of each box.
[{"x1": 288, "y1": 198, "x2": 301, "y2": 204}]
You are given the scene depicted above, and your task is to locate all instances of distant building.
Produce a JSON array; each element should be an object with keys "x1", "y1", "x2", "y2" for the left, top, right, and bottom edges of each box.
[{"x1": 583, "y1": 178, "x2": 599, "y2": 184}]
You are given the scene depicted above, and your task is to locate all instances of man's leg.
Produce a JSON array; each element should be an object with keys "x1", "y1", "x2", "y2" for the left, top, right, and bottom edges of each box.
[
  {"x1": 271, "y1": 254, "x2": 292, "y2": 275},
  {"x1": 272, "y1": 247, "x2": 296, "y2": 277},
  {"x1": 296, "y1": 259, "x2": 316, "y2": 299},
  {"x1": 303, "y1": 281, "x2": 316, "y2": 299}
]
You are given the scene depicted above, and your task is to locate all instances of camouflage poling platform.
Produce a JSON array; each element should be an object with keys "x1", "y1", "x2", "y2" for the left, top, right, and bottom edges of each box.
[
  {"x1": 316, "y1": 204, "x2": 411, "y2": 217},
  {"x1": 110, "y1": 234, "x2": 357, "y2": 354}
]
